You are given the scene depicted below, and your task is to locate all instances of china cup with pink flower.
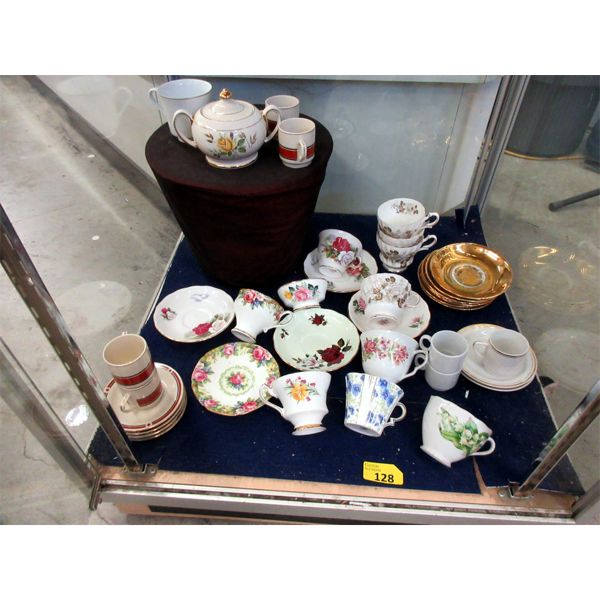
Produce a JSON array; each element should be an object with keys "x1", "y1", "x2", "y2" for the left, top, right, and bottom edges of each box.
[
  {"x1": 317, "y1": 229, "x2": 363, "y2": 280},
  {"x1": 277, "y1": 278, "x2": 327, "y2": 311},
  {"x1": 232, "y1": 288, "x2": 292, "y2": 343},
  {"x1": 360, "y1": 329, "x2": 428, "y2": 383}
]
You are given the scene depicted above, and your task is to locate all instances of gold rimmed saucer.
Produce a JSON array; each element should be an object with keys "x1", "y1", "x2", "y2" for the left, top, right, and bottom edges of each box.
[{"x1": 427, "y1": 243, "x2": 512, "y2": 300}]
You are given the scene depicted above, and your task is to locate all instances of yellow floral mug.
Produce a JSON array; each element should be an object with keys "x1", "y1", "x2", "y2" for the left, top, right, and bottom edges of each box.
[{"x1": 259, "y1": 371, "x2": 331, "y2": 435}]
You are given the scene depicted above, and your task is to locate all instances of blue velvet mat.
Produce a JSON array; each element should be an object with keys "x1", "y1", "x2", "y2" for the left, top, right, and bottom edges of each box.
[{"x1": 89, "y1": 210, "x2": 583, "y2": 496}]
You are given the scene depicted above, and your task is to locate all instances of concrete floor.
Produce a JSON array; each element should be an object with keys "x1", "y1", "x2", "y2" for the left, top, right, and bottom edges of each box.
[{"x1": 0, "y1": 75, "x2": 598, "y2": 524}]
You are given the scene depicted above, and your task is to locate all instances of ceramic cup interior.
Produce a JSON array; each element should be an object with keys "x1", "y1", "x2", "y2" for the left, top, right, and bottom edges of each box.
[
  {"x1": 154, "y1": 78, "x2": 212, "y2": 100},
  {"x1": 279, "y1": 117, "x2": 315, "y2": 135},
  {"x1": 103, "y1": 334, "x2": 146, "y2": 366},
  {"x1": 489, "y1": 330, "x2": 529, "y2": 357},
  {"x1": 266, "y1": 95, "x2": 300, "y2": 111}
]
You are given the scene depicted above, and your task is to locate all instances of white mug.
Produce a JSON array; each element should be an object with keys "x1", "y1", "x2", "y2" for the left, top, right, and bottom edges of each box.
[
  {"x1": 278, "y1": 117, "x2": 316, "y2": 169},
  {"x1": 344, "y1": 372, "x2": 407, "y2": 437},
  {"x1": 265, "y1": 95, "x2": 300, "y2": 134},
  {"x1": 419, "y1": 330, "x2": 469, "y2": 374},
  {"x1": 472, "y1": 329, "x2": 530, "y2": 376},
  {"x1": 421, "y1": 396, "x2": 496, "y2": 467},
  {"x1": 361, "y1": 330, "x2": 428, "y2": 383},
  {"x1": 317, "y1": 229, "x2": 363, "y2": 280},
  {"x1": 149, "y1": 78, "x2": 212, "y2": 140},
  {"x1": 102, "y1": 333, "x2": 163, "y2": 412},
  {"x1": 424, "y1": 362, "x2": 462, "y2": 392},
  {"x1": 260, "y1": 371, "x2": 331, "y2": 435},
  {"x1": 231, "y1": 289, "x2": 292, "y2": 343}
]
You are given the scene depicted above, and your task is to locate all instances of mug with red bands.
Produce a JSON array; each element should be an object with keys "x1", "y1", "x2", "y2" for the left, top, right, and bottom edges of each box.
[
  {"x1": 102, "y1": 333, "x2": 163, "y2": 413},
  {"x1": 278, "y1": 117, "x2": 316, "y2": 169}
]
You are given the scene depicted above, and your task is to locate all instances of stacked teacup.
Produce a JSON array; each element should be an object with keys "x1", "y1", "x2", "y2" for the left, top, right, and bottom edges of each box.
[
  {"x1": 377, "y1": 198, "x2": 439, "y2": 273},
  {"x1": 419, "y1": 330, "x2": 469, "y2": 392}
]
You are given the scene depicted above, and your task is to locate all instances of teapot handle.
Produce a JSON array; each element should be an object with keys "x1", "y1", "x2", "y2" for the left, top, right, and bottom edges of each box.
[
  {"x1": 262, "y1": 104, "x2": 281, "y2": 142},
  {"x1": 172, "y1": 109, "x2": 197, "y2": 147}
]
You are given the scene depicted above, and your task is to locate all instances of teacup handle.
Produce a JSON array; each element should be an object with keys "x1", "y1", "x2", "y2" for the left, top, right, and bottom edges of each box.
[
  {"x1": 471, "y1": 437, "x2": 496, "y2": 457},
  {"x1": 148, "y1": 87, "x2": 159, "y2": 107},
  {"x1": 259, "y1": 384, "x2": 284, "y2": 416},
  {"x1": 120, "y1": 393, "x2": 135, "y2": 413},
  {"x1": 415, "y1": 234, "x2": 437, "y2": 253},
  {"x1": 472, "y1": 340, "x2": 489, "y2": 357},
  {"x1": 297, "y1": 140, "x2": 307, "y2": 162},
  {"x1": 419, "y1": 334, "x2": 432, "y2": 351},
  {"x1": 423, "y1": 212, "x2": 440, "y2": 229},
  {"x1": 404, "y1": 291, "x2": 421, "y2": 308},
  {"x1": 383, "y1": 401, "x2": 407, "y2": 430},
  {"x1": 262, "y1": 104, "x2": 281, "y2": 142},
  {"x1": 172, "y1": 109, "x2": 197, "y2": 147},
  {"x1": 401, "y1": 351, "x2": 428, "y2": 380},
  {"x1": 263, "y1": 310, "x2": 294, "y2": 333}
]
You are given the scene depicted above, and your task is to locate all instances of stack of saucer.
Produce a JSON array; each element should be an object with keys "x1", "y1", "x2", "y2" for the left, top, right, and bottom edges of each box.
[
  {"x1": 418, "y1": 243, "x2": 512, "y2": 310},
  {"x1": 104, "y1": 363, "x2": 187, "y2": 441},
  {"x1": 377, "y1": 198, "x2": 439, "y2": 272}
]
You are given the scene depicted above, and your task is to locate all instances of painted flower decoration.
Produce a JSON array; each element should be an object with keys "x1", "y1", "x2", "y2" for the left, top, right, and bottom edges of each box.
[
  {"x1": 252, "y1": 346, "x2": 268, "y2": 364},
  {"x1": 228, "y1": 372, "x2": 246, "y2": 388},
  {"x1": 193, "y1": 322, "x2": 212, "y2": 336},
  {"x1": 218, "y1": 136, "x2": 235, "y2": 153},
  {"x1": 392, "y1": 345, "x2": 409, "y2": 365},
  {"x1": 223, "y1": 343, "x2": 235, "y2": 356},
  {"x1": 160, "y1": 307, "x2": 176, "y2": 320},
  {"x1": 310, "y1": 314, "x2": 327, "y2": 326},
  {"x1": 352, "y1": 296, "x2": 367, "y2": 315},
  {"x1": 363, "y1": 338, "x2": 378, "y2": 355},
  {"x1": 205, "y1": 398, "x2": 218, "y2": 408},
  {"x1": 332, "y1": 237, "x2": 352, "y2": 253},
  {"x1": 192, "y1": 367, "x2": 208, "y2": 383}
]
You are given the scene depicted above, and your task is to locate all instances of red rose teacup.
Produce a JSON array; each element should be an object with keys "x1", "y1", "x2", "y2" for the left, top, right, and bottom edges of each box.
[{"x1": 317, "y1": 229, "x2": 363, "y2": 280}]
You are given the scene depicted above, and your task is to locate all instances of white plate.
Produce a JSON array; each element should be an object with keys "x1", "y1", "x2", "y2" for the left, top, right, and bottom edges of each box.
[
  {"x1": 347, "y1": 290, "x2": 430, "y2": 338},
  {"x1": 304, "y1": 248, "x2": 378, "y2": 293},
  {"x1": 273, "y1": 307, "x2": 359, "y2": 371},
  {"x1": 458, "y1": 323, "x2": 537, "y2": 391},
  {"x1": 191, "y1": 342, "x2": 280, "y2": 416},
  {"x1": 104, "y1": 363, "x2": 186, "y2": 433},
  {"x1": 153, "y1": 285, "x2": 234, "y2": 343}
]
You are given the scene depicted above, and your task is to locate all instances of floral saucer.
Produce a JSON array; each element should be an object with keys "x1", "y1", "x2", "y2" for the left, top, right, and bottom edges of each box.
[
  {"x1": 153, "y1": 285, "x2": 234, "y2": 343},
  {"x1": 191, "y1": 342, "x2": 280, "y2": 416},
  {"x1": 273, "y1": 307, "x2": 359, "y2": 371},
  {"x1": 303, "y1": 248, "x2": 378, "y2": 293},
  {"x1": 347, "y1": 291, "x2": 430, "y2": 338}
]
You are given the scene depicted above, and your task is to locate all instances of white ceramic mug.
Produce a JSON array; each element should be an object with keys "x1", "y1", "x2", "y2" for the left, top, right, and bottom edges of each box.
[
  {"x1": 259, "y1": 371, "x2": 331, "y2": 435},
  {"x1": 231, "y1": 289, "x2": 292, "y2": 343},
  {"x1": 421, "y1": 396, "x2": 496, "y2": 467},
  {"x1": 377, "y1": 198, "x2": 440, "y2": 239},
  {"x1": 361, "y1": 330, "x2": 428, "y2": 383},
  {"x1": 278, "y1": 117, "x2": 316, "y2": 169},
  {"x1": 344, "y1": 372, "x2": 407, "y2": 437},
  {"x1": 317, "y1": 229, "x2": 363, "y2": 280},
  {"x1": 149, "y1": 78, "x2": 212, "y2": 140},
  {"x1": 277, "y1": 278, "x2": 328, "y2": 310},
  {"x1": 265, "y1": 95, "x2": 300, "y2": 134},
  {"x1": 424, "y1": 362, "x2": 462, "y2": 392},
  {"x1": 360, "y1": 273, "x2": 420, "y2": 327},
  {"x1": 419, "y1": 330, "x2": 469, "y2": 374},
  {"x1": 102, "y1": 333, "x2": 163, "y2": 412},
  {"x1": 472, "y1": 329, "x2": 530, "y2": 376}
]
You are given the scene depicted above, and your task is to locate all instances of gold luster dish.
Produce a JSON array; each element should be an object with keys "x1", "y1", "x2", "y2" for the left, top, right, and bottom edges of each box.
[{"x1": 427, "y1": 243, "x2": 512, "y2": 300}]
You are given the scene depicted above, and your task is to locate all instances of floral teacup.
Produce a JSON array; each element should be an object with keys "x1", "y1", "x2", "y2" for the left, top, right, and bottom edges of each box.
[
  {"x1": 317, "y1": 229, "x2": 363, "y2": 279},
  {"x1": 259, "y1": 371, "x2": 331, "y2": 435},
  {"x1": 232, "y1": 289, "x2": 292, "y2": 343},
  {"x1": 361, "y1": 329, "x2": 428, "y2": 383},
  {"x1": 344, "y1": 372, "x2": 407, "y2": 437},
  {"x1": 421, "y1": 395, "x2": 496, "y2": 468},
  {"x1": 360, "y1": 273, "x2": 420, "y2": 328},
  {"x1": 377, "y1": 198, "x2": 440, "y2": 239},
  {"x1": 277, "y1": 278, "x2": 327, "y2": 310}
]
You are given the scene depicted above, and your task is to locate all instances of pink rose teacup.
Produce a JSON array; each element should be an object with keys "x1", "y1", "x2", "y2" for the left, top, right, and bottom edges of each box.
[
  {"x1": 277, "y1": 278, "x2": 327, "y2": 311},
  {"x1": 232, "y1": 289, "x2": 292, "y2": 343}
]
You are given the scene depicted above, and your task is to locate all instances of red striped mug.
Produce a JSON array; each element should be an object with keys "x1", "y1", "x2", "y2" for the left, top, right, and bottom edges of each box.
[
  {"x1": 103, "y1": 333, "x2": 163, "y2": 412},
  {"x1": 278, "y1": 117, "x2": 316, "y2": 169}
]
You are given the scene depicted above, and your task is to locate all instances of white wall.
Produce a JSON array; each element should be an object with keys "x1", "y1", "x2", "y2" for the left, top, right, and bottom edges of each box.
[{"x1": 38, "y1": 75, "x2": 500, "y2": 215}]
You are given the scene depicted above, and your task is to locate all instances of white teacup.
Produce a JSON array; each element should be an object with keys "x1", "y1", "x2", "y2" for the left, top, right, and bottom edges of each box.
[
  {"x1": 277, "y1": 278, "x2": 327, "y2": 311},
  {"x1": 265, "y1": 95, "x2": 300, "y2": 134},
  {"x1": 361, "y1": 330, "x2": 428, "y2": 383},
  {"x1": 102, "y1": 333, "x2": 163, "y2": 413},
  {"x1": 317, "y1": 229, "x2": 363, "y2": 280},
  {"x1": 231, "y1": 289, "x2": 292, "y2": 343},
  {"x1": 421, "y1": 396, "x2": 496, "y2": 467},
  {"x1": 377, "y1": 233, "x2": 437, "y2": 261},
  {"x1": 379, "y1": 254, "x2": 415, "y2": 274},
  {"x1": 419, "y1": 330, "x2": 469, "y2": 374},
  {"x1": 377, "y1": 198, "x2": 440, "y2": 239},
  {"x1": 344, "y1": 372, "x2": 407, "y2": 437},
  {"x1": 278, "y1": 117, "x2": 316, "y2": 169},
  {"x1": 424, "y1": 363, "x2": 462, "y2": 392},
  {"x1": 360, "y1": 273, "x2": 420, "y2": 328},
  {"x1": 149, "y1": 78, "x2": 212, "y2": 140},
  {"x1": 472, "y1": 329, "x2": 530, "y2": 376},
  {"x1": 260, "y1": 371, "x2": 331, "y2": 435},
  {"x1": 377, "y1": 226, "x2": 425, "y2": 248}
]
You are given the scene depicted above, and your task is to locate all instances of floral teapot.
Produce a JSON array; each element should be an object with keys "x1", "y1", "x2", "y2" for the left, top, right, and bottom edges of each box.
[{"x1": 172, "y1": 88, "x2": 281, "y2": 169}]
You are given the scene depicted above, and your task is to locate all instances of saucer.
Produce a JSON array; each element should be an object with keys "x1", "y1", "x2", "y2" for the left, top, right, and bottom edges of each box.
[
  {"x1": 458, "y1": 324, "x2": 537, "y2": 391},
  {"x1": 347, "y1": 291, "x2": 430, "y2": 338},
  {"x1": 104, "y1": 363, "x2": 187, "y2": 438},
  {"x1": 153, "y1": 285, "x2": 235, "y2": 343},
  {"x1": 304, "y1": 248, "x2": 378, "y2": 293},
  {"x1": 191, "y1": 342, "x2": 280, "y2": 416},
  {"x1": 273, "y1": 307, "x2": 359, "y2": 371}
]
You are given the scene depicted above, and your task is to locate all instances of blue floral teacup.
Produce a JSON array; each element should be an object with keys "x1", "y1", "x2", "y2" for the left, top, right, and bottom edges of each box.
[{"x1": 344, "y1": 372, "x2": 407, "y2": 437}]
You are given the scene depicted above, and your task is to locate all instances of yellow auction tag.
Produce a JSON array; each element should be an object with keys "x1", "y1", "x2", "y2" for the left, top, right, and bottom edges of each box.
[{"x1": 363, "y1": 461, "x2": 404, "y2": 486}]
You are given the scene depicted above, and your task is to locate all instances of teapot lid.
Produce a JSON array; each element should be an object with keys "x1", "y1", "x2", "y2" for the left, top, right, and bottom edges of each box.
[{"x1": 199, "y1": 88, "x2": 257, "y2": 124}]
